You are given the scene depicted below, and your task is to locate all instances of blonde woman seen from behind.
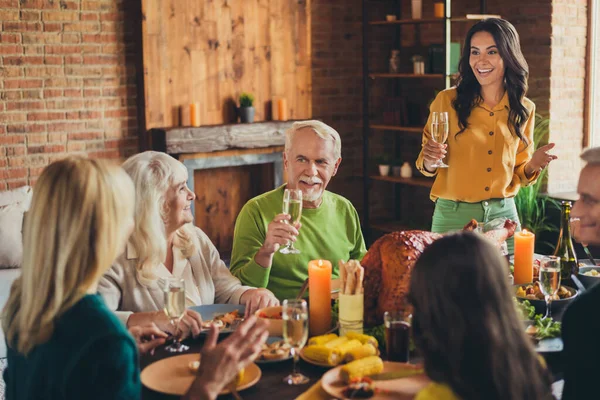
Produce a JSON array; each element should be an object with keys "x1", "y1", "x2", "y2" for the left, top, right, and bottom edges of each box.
[
  {"x1": 98, "y1": 151, "x2": 278, "y2": 338},
  {"x1": 2, "y1": 157, "x2": 269, "y2": 400}
]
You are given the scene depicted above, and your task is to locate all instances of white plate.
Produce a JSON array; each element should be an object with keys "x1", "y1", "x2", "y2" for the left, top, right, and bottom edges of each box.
[{"x1": 188, "y1": 304, "x2": 245, "y2": 334}]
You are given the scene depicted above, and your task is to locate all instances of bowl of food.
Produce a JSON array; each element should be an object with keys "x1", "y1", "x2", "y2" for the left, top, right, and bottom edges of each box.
[
  {"x1": 514, "y1": 282, "x2": 578, "y2": 316},
  {"x1": 578, "y1": 266, "x2": 600, "y2": 289},
  {"x1": 255, "y1": 306, "x2": 283, "y2": 337}
]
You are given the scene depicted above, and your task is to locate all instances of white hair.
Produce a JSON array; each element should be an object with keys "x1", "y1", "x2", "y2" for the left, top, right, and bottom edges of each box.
[
  {"x1": 121, "y1": 151, "x2": 199, "y2": 282},
  {"x1": 284, "y1": 120, "x2": 342, "y2": 159},
  {"x1": 581, "y1": 147, "x2": 600, "y2": 164}
]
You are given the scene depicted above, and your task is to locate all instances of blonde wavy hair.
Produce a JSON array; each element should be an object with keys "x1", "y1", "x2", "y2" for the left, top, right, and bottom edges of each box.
[
  {"x1": 121, "y1": 151, "x2": 199, "y2": 283},
  {"x1": 285, "y1": 120, "x2": 342, "y2": 160},
  {"x1": 2, "y1": 157, "x2": 135, "y2": 354}
]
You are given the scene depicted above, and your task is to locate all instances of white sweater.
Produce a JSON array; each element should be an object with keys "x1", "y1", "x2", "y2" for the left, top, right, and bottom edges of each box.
[{"x1": 98, "y1": 227, "x2": 253, "y2": 325}]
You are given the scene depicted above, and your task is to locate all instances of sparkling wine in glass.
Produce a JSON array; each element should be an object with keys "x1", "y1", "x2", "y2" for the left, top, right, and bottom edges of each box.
[
  {"x1": 539, "y1": 256, "x2": 561, "y2": 320},
  {"x1": 163, "y1": 277, "x2": 189, "y2": 353},
  {"x1": 430, "y1": 111, "x2": 449, "y2": 168},
  {"x1": 282, "y1": 299, "x2": 309, "y2": 385},
  {"x1": 280, "y1": 189, "x2": 302, "y2": 255}
]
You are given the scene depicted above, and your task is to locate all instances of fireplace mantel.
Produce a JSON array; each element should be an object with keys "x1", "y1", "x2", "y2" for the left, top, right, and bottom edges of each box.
[{"x1": 150, "y1": 120, "x2": 296, "y2": 155}]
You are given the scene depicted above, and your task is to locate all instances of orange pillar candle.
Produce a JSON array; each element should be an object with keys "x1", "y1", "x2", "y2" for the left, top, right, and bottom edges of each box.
[
  {"x1": 190, "y1": 102, "x2": 201, "y2": 127},
  {"x1": 514, "y1": 230, "x2": 535, "y2": 284},
  {"x1": 308, "y1": 259, "x2": 332, "y2": 336},
  {"x1": 277, "y1": 98, "x2": 288, "y2": 121}
]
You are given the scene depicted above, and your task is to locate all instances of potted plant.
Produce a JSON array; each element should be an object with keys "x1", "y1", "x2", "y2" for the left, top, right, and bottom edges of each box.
[
  {"x1": 375, "y1": 155, "x2": 392, "y2": 176},
  {"x1": 239, "y1": 92, "x2": 255, "y2": 123},
  {"x1": 515, "y1": 113, "x2": 560, "y2": 254}
]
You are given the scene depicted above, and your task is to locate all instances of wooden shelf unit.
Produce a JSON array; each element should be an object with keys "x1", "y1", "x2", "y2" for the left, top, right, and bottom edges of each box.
[
  {"x1": 361, "y1": 0, "x2": 492, "y2": 244},
  {"x1": 369, "y1": 73, "x2": 445, "y2": 79},
  {"x1": 369, "y1": 175, "x2": 434, "y2": 188}
]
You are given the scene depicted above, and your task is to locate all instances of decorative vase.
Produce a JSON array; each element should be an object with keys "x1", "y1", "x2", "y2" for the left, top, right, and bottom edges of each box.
[
  {"x1": 392, "y1": 166, "x2": 402, "y2": 177},
  {"x1": 400, "y1": 162, "x2": 413, "y2": 178},
  {"x1": 378, "y1": 165, "x2": 390, "y2": 176},
  {"x1": 411, "y1": 0, "x2": 422, "y2": 19},
  {"x1": 389, "y1": 50, "x2": 401, "y2": 73},
  {"x1": 239, "y1": 106, "x2": 255, "y2": 123}
]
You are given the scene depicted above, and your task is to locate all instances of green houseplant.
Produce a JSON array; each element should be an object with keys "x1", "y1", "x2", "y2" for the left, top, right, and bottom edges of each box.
[
  {"x1": 514, "y1": 113, "x2": 560, "y2": 253},
  {"x1": 239, "y1": 92, "x2": 255, "y2": 123}
]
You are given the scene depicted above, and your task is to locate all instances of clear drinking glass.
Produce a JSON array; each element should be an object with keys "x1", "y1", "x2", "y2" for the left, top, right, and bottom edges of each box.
[
  {"x1": 163, "y1": 277, "x2": 189, "y2": 352},
  {"x1": 279, "y1": 189, "x2": 302, "y2": 255},
  {"x1": 384, "y1": 310, "x2": 411, "y2": 362},
  {"x1": 282, "y1": 299, "x2": 309, "y2": 385},
  {"x1": 430, "y1": 111, "x2": 449, "y2": 168},
  {"x1": 539, "y1": 256, "x2": 561, "y2": 320}
]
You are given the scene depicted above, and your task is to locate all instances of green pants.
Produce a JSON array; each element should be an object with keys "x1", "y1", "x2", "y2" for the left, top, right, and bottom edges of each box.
[{"x1": 431, "y1": 197, "x2": 521, "y2": 254}]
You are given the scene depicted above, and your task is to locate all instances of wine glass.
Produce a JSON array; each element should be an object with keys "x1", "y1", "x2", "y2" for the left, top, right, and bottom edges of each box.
[
  {"x1": 279, "y1": 189, "x2": 302, "y2": 255},
  {"x1": 430, "y1": 111, "x2": 449, "y2": 168},
  {"x1": 282, "y1": 299, "x2": 309, "y2": 385},
  {"x1": 163, "y1": 277, "x2": 189, "y2": 353},
  {"x1": 539, "y1": 256, "x2": 561, "y2": 320}
]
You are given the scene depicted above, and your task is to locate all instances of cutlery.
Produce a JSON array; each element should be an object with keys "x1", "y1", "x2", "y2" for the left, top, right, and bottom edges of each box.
[
  {"x1": 227, "y1": 381, "x2": 243, "y2": 400},
  {"x1": 296, "y1": 278, "x2": 309, "y2": 300},
  {"x1": 583, "y1": 244, "x2": 597, "y2": 266},
  {"x1": 571, "y1": 274, "x2": 586, "y2": 294}
]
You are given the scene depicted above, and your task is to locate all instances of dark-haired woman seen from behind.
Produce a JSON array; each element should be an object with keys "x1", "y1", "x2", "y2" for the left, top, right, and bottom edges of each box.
[
  {"x1": 410, "y1": 232, "x2": 554, "y2": 400},
  {"x1": 416, "y1": 18, "x2": 557, "y2": 254}
]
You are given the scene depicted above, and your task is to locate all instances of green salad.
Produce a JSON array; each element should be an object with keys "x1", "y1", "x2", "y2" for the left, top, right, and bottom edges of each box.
[{"x1": 514, "y1": 298, "x2": 561, "y2": 340}]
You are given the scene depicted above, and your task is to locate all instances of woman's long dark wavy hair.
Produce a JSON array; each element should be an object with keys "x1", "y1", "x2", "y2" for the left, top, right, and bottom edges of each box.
[
  {"x1": 408, "y1": 233, "x2": 553, "y2": 400},
  {"x1": 453, "y1": 18, "x2": 530, "y2": 144}
]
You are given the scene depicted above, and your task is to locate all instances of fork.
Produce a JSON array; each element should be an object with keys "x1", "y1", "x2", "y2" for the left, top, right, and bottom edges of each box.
[{"x1": 227, "y1": 381, "x2": 243, "y2": 400}]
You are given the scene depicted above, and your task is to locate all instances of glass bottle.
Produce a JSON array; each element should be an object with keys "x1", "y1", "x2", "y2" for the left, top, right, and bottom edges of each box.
[{"x1": 553, "y1": 201, "x2": 578, "y2": 281}]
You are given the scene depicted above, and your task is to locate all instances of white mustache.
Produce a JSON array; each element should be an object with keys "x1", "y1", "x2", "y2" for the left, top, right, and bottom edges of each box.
[{"x1": 299, "y1": 175, "x2": 322, "y2": 185}]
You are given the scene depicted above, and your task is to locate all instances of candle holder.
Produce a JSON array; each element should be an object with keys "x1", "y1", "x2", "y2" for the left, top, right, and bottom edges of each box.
[{"x1": 339, "y1": 293, "x2": 364, "y2": 336}]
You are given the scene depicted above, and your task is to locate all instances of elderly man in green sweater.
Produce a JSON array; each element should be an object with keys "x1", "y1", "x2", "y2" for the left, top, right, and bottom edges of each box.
[{"x1": 230, "y1": 120, "x2": 367, "y2": 300}]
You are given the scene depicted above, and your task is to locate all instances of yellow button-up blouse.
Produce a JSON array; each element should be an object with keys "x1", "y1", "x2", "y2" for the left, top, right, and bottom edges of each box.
[{"x1": 415, "y1": 87, "x2": 539, "y2": 203}]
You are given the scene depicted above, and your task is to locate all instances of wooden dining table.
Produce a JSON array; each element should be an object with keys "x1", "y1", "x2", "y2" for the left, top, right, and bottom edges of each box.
[{"x1": 140, "y1": 336, "x2": 335, "y2": 400}]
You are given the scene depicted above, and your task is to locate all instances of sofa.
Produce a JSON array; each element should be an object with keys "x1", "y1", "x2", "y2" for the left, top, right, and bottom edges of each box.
[{"x1": 0, "y1": 185, "x2": 31, "y2": 359}]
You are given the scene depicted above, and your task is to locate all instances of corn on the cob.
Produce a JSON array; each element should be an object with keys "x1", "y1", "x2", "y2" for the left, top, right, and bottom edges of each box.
[
  {"x1": 345, "y1": 332, "x2": 379, "y2": 348},
  {"x1": 344, "y1": 343, "x2": 378, "y2": 362},
  {"x1": 334, "y1": 339, "x2": 362, "y2": 356},
  {"x1": 308, "y1": 333, "x2": 338, "y2": 346},
  {"x1": 302, "y1": 345, "x2": 342, "y2": 366},
  {"x1": 323, "y1": 336, "x2": 349, "y2": 349},
  {"x1": 227, "y1": 368, "x2": 245, "y2": 387},
  {"x1": 340, "y1": 356, "x2": 384, "y2": 383}
]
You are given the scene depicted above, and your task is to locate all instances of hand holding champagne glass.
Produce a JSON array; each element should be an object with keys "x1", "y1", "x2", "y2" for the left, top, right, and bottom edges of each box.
[
  {"x1": 430, "y1": 111, "x2": 449, "y2": 168},
  {"x1": 282, "y1": 299, "x2": 309, "y2": 385},
  {"x1": 539, "y1": 256, "x2": 561, "y2": 320},
  {"x1": 163, "y1": 277, "x2": 189, "y2": 352},
  {"x1": 279, "y1": 189, "x2": 302, "y2": 254}
]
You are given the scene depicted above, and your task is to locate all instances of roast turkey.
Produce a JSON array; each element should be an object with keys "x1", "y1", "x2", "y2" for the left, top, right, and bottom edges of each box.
[{"x1": 362, "y1": 219, "x2": 517, "y2": 326}]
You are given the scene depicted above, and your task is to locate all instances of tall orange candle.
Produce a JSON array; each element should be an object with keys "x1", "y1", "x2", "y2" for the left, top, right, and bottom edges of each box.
[
  {"x1": 514, "y1": 230, "x2": 535, "y2": 284},
  {"x1": 278, "y1": 98, "x2": 288, "y2": 121},
  {"x1": 308, "y1": 259, "x2": 332, "y2": 336},
  {"x1": 190, "y1": 102, "x2": 201, "y2": 127}
]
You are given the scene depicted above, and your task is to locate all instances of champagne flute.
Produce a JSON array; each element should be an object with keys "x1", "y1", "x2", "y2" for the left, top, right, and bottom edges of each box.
[
  {"x1": 163, "y1": 277, "x2": 189, "y2": 353},
  {"x1": 430, "y1": 111, "x2": 449, "y2": 168},
  {"x1": 539, "y1": 256, "x2": 561, "y2": 320},
  {"x1": 282, "y1": 299, "x2": 309, "y2": 385},
  {"x1": 279, "y1": 189, "x2": 302, "y2": 255}
]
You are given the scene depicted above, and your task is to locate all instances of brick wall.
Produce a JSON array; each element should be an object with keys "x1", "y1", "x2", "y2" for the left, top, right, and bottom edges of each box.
[
  {"x1": 547, "y1": 0, "x2": 587, "y2": 193},
  {"x1": 0, "y1": 0, "x2": 139, "y2": 190},
  {"x1": 310, "y1": 0, "x2": 364, "y2": 208}
]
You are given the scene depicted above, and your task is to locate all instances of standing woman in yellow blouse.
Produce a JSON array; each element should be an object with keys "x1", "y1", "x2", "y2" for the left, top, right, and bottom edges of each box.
[{"x1": 416, "y1": 18, "x2": 557, "y2": 253}]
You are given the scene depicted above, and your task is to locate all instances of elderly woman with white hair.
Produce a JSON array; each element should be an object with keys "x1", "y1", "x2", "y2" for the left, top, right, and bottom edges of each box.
[{"x1": 98, "y1": 151, "x2": 278, "y2": 337}]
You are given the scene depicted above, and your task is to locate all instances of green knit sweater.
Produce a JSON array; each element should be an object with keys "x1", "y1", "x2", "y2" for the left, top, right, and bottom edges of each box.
[{"x1": 230, "y1": 185, "x2": 367, "y2": 300}]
